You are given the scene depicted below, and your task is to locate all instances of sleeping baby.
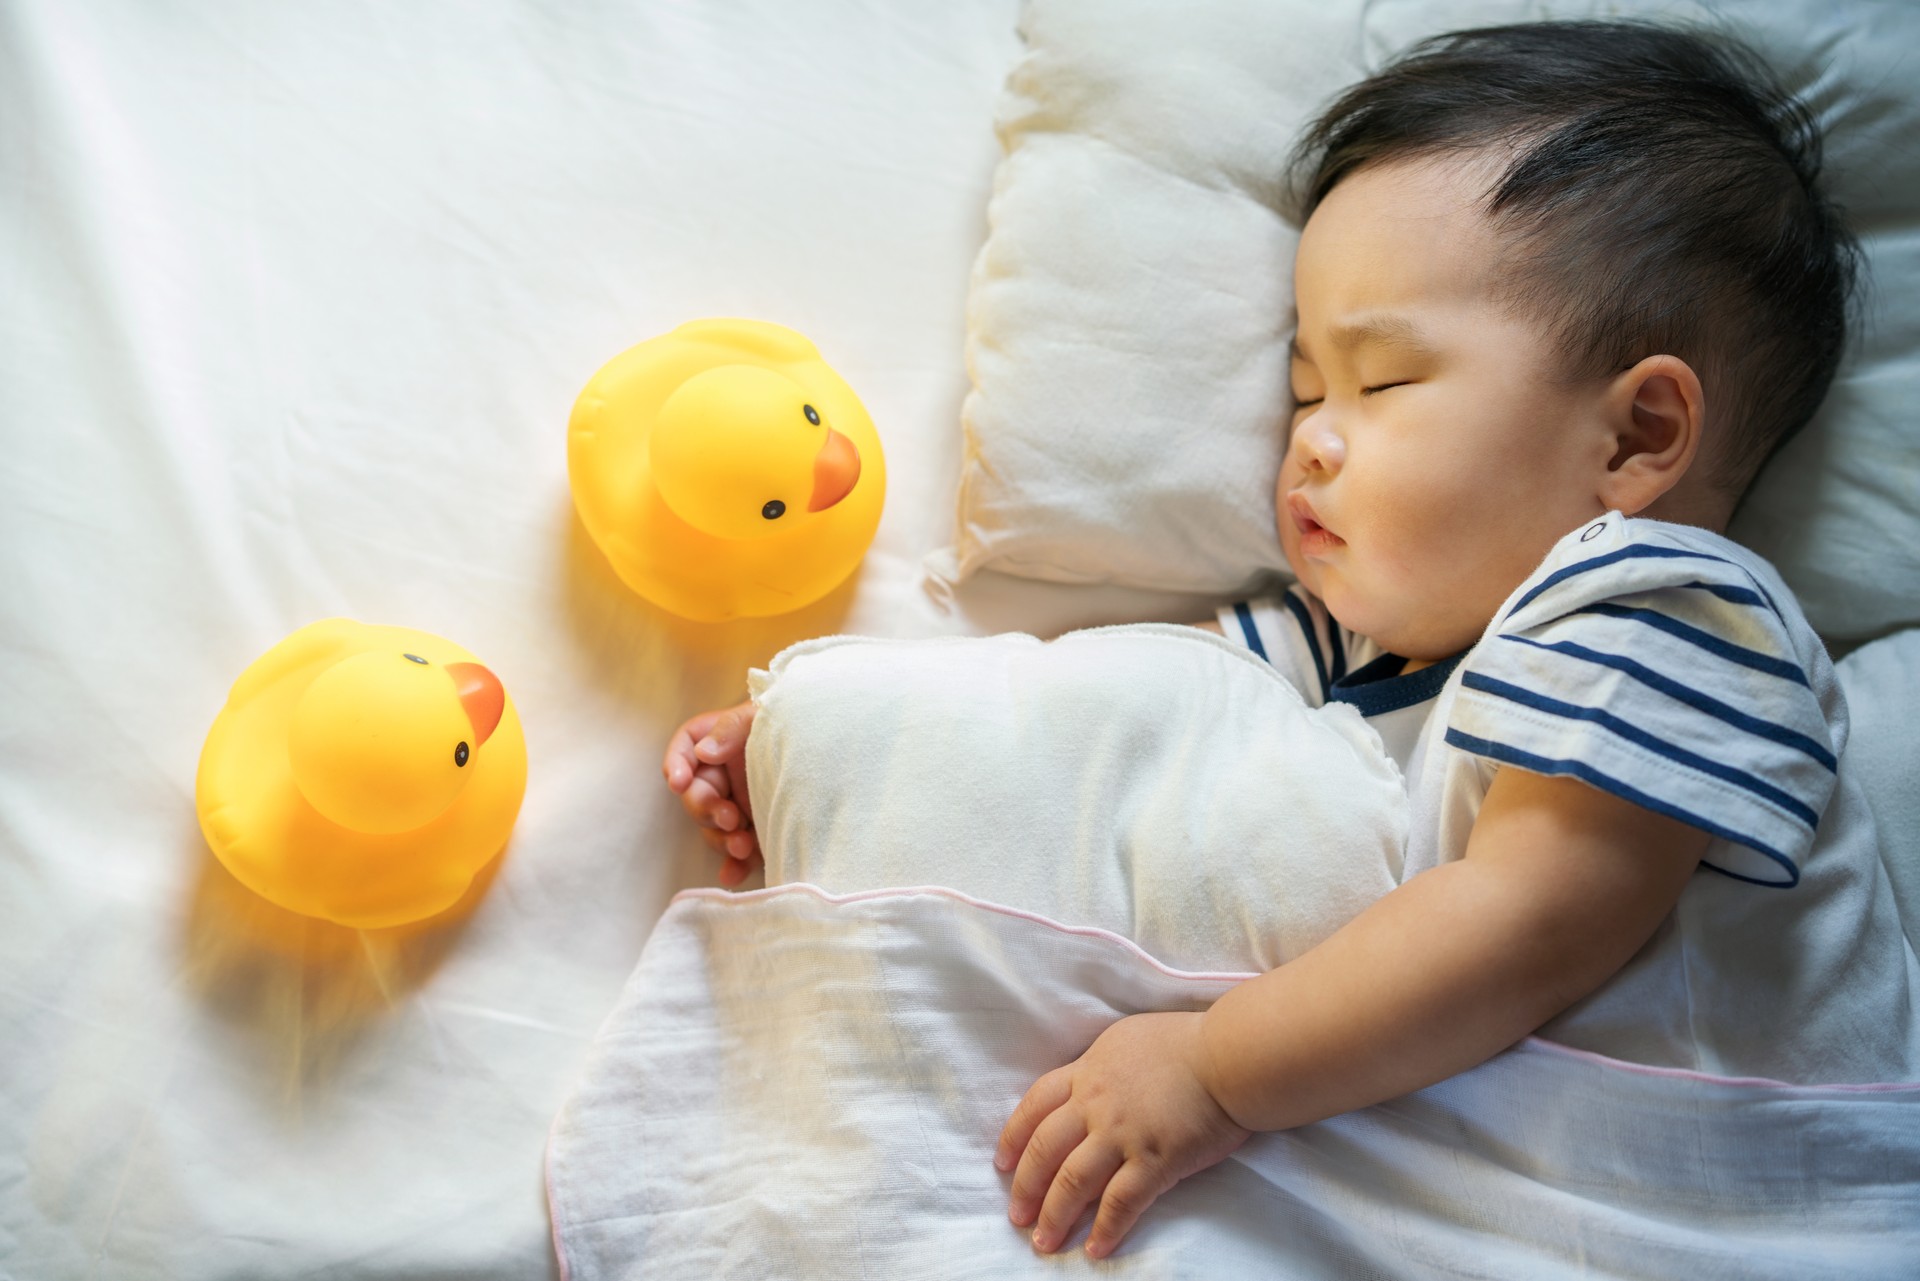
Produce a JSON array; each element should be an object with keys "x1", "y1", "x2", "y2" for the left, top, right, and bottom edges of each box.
[{"x1": 663, "y1": 19, "x2": 1920, "y2": 1260}]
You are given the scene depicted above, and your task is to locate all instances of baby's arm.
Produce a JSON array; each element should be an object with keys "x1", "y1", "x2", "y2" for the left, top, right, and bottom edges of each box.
[
  {"x1": 1199, "y1": 768, "x2": 1709, "y2": 1127},
  {"x1": 1000, "y1": 767, "x2": 1710, "y2": 1256}
]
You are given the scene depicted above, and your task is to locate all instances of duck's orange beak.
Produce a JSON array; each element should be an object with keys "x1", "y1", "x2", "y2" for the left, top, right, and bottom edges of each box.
[
  {"x1": 807, "y1": 429, "x2": 861, "y2": 512},
  {"x1": 447, "y1": 662, "x2": 505, "y2": 746}
]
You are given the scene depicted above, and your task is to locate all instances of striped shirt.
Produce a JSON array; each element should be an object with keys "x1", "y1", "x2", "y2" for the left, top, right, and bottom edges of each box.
[{"x1": 1221, "y1": 511, "x2": 1838, "y2": 888}]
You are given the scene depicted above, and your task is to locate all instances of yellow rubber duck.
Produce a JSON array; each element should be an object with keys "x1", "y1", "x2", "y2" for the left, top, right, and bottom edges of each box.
[
  {"x1": 568, "y1": 319, "x2": 885, "y2": 621},
  {"x1": 195, "y1": 619, "x2": 528, "y2": 929}
]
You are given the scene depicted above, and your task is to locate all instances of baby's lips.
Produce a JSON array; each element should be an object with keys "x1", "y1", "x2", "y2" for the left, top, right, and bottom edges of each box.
[
  {"x1": 1285, "y1": 490, "x2": 1322, "y2": 536},
  {"x1": 1286, "y1": 489, "x2": 1344, "y2": 544}
]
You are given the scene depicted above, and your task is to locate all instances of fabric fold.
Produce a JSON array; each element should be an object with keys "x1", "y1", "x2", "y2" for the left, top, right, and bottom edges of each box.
[{"x1": 548, "y1": 885, "x2": 1920, "y2": 1280}]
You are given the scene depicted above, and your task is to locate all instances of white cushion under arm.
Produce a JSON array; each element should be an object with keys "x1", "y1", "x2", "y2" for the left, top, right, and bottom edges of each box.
[
  {"x1": 1836, "y1": 629, "x2": 1920, "y2": 946},
  {"x1": 745, "y1": 624, "x2": 1408, "y2": 974}
]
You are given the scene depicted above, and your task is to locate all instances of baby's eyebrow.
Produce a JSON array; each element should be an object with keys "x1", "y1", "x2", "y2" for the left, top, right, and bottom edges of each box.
[{"x1": 1290, "y1": 314, "x2": 1441, "y2": 362}]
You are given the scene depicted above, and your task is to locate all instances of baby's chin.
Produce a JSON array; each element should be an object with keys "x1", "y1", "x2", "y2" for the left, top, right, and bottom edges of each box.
[
  {"x1": 1315, "y1": 578, "x2": 1423, "y2": 658},
  {"x1": 1297, "y1": 548, "x2": 1488, "y2": 660},
  {"x1": 1282, "y1": 529, "x2": 1450, "y2": 657},
  {"x1": 1347, "y1": 601, "x2": 1481, "y2": 664}
]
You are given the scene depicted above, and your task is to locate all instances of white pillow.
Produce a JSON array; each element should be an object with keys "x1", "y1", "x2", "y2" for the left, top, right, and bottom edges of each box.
[
  {"x1": 744, "y1": 625, "x2": 1406, "y2": 974},
  {"x1": 1835, "y1": 629, "x2": 1920, "y2": 945},
  {"x1": 930, "y1": 0, "x2": 1920, "y2": 644}
]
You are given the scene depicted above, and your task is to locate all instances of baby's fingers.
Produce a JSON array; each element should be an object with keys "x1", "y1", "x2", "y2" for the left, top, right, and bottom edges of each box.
[
  {"x1": 1032, "y1": 1141, "x2": 1123, "y2": 1254},
  {"x1": 1007, "y1": 1101, "x2": 1088, "y2": 1234},
  {"x1": 1083, "y1": 1162, "x2": 1167, "y2": 1259},
  {"x1": 693, "y1": 702, "x2": 757, "y2": 767},
  {"x1": 663, "y1": 710, "x2": 725, "y2": 791},
  {"x1": 698, "y1": 823, "x2": 759, "y2": 860},
  {"x1": 997, "y1": 1066, "x2": 1073, "y2": 1176},
  {"x1": 716, "y1": 846, "x2": 762, "y2": 887},
  {"x1": 680, "y1": 765, "x2": 743, "y2": 831},
  {"x1": 698, "y1": 828, "x2": 763, "y2": 887}
]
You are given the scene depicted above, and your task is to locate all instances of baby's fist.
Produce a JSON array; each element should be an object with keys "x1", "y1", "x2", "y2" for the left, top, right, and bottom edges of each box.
[{"x1": 663, "y1": 699, "x2": 761, "y2": 886}]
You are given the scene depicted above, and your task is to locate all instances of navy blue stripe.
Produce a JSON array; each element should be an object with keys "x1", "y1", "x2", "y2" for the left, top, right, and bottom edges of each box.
[
  {"x1": 1443, "y1": 728, "x2": 1799, "y2": 887},
  {"x1": 1700, "y1": 861, "x2": 1806, "y2": 888},
  {"x1": 1232, "y1": 602, "x2": 1269, "y2": 664},
  {"x1": 1460, "y1": 672, "x2": 1820, "y2": 829},
  {"x1": 1509, "y1": 544, "x2": 1747, "y2": 617},
  {"x1": 1327, "y1": 614, "x2": 1348, "y2": 683},
  {"x1": 1279, "y1": 590, "x2": 1329, "y2": 701},
  {"x1": 1680, "y1": 581, "x2": 1770, "y2": 608},
  {"x1": 1331, "y1": 650, "x2": 1465, "y2": 718},
  {"x1": 1500, "y1": 634, "x2": 1836, "y2": 771},
  {"x1": 1576, "y1": 603, "x2": 1808, "y2": 688}
]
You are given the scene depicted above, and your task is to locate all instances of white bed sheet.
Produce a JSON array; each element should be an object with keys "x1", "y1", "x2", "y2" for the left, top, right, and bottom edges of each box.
[{"x1": 0, "y1": 3, "x2": 1231, "y2": 1276}]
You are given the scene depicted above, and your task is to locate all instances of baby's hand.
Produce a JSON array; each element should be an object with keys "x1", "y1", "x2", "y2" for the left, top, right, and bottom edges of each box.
[
  {"x1": 998, "y1": 1011, "x2": 1249, "y2": 1258},
  {"x1": 662, "y1": 699, "x2": 760, "y2": 887}
]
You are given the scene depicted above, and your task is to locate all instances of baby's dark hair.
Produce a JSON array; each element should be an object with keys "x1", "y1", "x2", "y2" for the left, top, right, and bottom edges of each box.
[{"x1": 1286, "y1": 20, "x2": 1863, "y2": 499}]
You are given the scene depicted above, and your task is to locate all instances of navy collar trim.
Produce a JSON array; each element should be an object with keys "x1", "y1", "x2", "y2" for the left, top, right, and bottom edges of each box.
[{"x1": 1329, "y1": 650, "x2": 1467, "y2": 717}]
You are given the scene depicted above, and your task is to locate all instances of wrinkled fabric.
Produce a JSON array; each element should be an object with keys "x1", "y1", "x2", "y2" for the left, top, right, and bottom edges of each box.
[{"x1": 548, "y1": 885, "x2": 1920, "y2": 1280}]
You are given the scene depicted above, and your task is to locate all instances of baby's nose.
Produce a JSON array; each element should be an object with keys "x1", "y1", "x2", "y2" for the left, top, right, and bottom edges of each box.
[{"x1": 1291, "y1": 411, "x2": 1346, "y2": 473}]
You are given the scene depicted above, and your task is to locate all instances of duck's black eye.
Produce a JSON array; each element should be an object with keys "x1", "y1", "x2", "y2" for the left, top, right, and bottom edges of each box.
[
  {"x1": 803, "y1": 404, "x2": 820, "y2": 426},
  {"x1": 454, "y1": 741, "x2": 470, "y2": 767},
  {"x1": 403, "y1": 653, "x2": 429, "y2": 665},
  {"x1": 762, "y1": 500, "x2": 786, "y2": 520}
]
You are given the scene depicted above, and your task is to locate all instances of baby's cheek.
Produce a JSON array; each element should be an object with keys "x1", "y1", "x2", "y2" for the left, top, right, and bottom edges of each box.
[{"x1": 1376, "y1": 505, "x2": 1498, "y2": 649}]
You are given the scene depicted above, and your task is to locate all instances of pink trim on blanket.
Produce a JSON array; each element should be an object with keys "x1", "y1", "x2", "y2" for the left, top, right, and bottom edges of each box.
[
  {"x1": 671, "y1": 881, "x2": 1920, "y2": 1092},
  {"x1": 1518, "y1": 1036, "x2": 1920, "y2": 1092},
  {"x1": 671, "y1": 881, "x2": 1260, "y2": 983}
]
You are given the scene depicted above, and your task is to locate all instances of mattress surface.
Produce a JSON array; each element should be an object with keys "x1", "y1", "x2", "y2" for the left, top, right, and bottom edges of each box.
[{"x1": 0, "y1": 3, "x2": 1231, "y2": 1275}]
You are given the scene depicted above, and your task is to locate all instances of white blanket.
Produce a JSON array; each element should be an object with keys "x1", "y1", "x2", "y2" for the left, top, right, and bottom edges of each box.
[
  {"x1": 546, "y1": 884, "x2": 1920, "y2": 1279},
  {"x1": 746, "y1": 625, "x2": 1406, "y2": 973}
]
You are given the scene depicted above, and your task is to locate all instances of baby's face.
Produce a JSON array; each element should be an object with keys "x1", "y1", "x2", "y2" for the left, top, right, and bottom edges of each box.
[{"x1": 1281, "y1": 155, "x2": 1614, "y2": 661}]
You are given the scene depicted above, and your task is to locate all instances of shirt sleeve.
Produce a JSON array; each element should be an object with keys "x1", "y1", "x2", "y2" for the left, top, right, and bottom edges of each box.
[
  {"x1": 1444, "y1": 526, "x2": 1837, "y2": 887},
  {"x1": 1216, "y1": 585, "x2": 1353, "y2": 706}
]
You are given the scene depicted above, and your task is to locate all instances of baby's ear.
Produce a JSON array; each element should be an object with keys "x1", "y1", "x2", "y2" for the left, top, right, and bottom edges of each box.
[{"x1": 1597, "y1": 354, "x2": 1704, "y2": 517}]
